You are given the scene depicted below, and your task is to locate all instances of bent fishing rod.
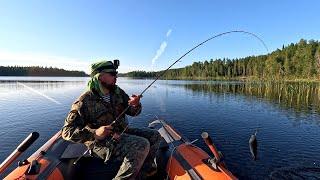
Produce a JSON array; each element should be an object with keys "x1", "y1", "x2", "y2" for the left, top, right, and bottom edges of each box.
[
  {"x1": 74, "y1": 30, "x2": 270, "y2": 165},
  {"x1": 111, "y1": 30, "x2": 269, "y2": 126}
]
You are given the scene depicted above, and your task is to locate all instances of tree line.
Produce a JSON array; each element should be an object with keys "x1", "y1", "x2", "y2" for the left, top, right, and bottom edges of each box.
[
  {"x1": 0, "y1": 66, "x2": 88, "y2": 77},
  {"x1": 122, "y1": 39, "x2": 320, "y2": 80}
]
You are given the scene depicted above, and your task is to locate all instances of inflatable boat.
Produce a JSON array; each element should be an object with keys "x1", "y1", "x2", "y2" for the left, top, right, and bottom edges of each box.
[{"x1": 1, "y1": 119, "x2": 237, "y2": 180}]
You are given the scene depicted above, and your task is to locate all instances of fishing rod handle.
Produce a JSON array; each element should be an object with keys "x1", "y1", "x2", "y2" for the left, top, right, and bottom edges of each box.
[{"x1": 73, "y1": 149, "x2": 90, "y2": 165}]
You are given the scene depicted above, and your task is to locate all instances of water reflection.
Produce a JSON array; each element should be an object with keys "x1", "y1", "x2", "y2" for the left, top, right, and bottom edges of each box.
[
  {"x1": 0, "y1": 81, "x2": 87, "y2": 92},
  {"x1": 0, "y1": 78, "x2": 320, "y2": 179},
  {"x1": 181, "y1": 81, "x2": 320, "y2": 115}
]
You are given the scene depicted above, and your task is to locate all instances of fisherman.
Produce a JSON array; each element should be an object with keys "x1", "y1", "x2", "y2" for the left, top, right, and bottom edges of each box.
[{"x1": 62, "y1": 60, "x2": 161, "y2": 179}]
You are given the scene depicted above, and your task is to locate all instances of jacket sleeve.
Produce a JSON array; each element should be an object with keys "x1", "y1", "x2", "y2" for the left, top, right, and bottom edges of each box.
[
  {"x1": 120, "y1": 89, "x2": 142, "y2": 116},
  {"x1": 61, "y1": 100, "x2": 95, "y2": 146}
]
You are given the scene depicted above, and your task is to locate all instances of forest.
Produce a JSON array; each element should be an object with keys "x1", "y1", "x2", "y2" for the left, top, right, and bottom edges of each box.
[
  {"x1": 122, "y1": 39, "x2": 320, "y2": 81},
  {"x1": 0, "y1": 66, "x2": 88, "y2": 77}
]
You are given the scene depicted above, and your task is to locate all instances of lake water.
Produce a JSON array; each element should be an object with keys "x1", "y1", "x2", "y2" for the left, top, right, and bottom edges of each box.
[{"x1": 0, "y1": 77, "x2": 319, "y2": 179}]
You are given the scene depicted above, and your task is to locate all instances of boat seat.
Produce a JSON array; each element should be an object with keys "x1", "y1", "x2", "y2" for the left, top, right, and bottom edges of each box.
[
  {"x1": 58, "y1": 141, "x2": 121, "y2": 179},
  {"x1": 60, "y1": 143, "x2": 90, "y2": 159}
]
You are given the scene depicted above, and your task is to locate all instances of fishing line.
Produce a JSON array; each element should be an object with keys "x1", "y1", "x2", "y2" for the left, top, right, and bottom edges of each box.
[
  {"x1": 108, "y1": 30, "x2": 270, "y2": 163},
  {"x1": 111, "y1": 30, "x2": 269, "y2": 127},
  {"x1": 75, "y1": 30, "x2": 270, "y2": 174},
  {"x1": 17, "y1": 82, "x2": 61, "y2": 105},
  {"x1": 108, "y1": 30, "x2": 269, "y2": 163}
]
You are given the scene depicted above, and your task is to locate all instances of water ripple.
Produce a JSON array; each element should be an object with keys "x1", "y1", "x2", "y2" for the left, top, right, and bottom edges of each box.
[{"x1": 0, "y1": 78, "x2": 320, "y2": 179}]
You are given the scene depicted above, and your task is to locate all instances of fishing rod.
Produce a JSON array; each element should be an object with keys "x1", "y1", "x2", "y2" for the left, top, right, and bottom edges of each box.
[
  {"x1": 81, "y1": 30, "x2": 268, "y2": 163},
  {"x1": 140, "y1": 30, "x2": 268, "y2": 95},
  {"x1": 111, "y1": 30, "x2": 269, "y2": 126},
  {"x1": 73, "y1": 30, "x2": 270, "y2": 164},
  {"x1": 97, "y1": 30, "x2": 269, "y2": 164}
]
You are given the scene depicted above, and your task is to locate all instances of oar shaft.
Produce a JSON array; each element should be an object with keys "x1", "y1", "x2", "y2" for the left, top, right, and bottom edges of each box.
[
  {"x1": 0, "y1": 150, "x2": 21, "y2": 174},
  {"x1": 201, "y1": 132, "x2": 221, "y2": 161},
  {"x1": 0, "y1": 132, "x2": 39, "y2": 174},
  {"x1": 201, "y1": 132, "x2": 237, "y2": 179}
]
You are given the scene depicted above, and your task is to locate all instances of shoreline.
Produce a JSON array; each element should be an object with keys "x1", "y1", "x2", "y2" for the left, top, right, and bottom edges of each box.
[{"x1": 120, "y1": 76, "x2": 320, "y2": 83}]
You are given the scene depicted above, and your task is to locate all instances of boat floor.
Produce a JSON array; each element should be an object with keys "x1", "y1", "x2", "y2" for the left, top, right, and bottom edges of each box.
[{"x1": 56, "y1": 139, "x2": 170, "y2": 180}]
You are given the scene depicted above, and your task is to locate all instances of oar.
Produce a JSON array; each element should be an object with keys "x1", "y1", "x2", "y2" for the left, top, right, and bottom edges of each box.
[
  {"x1": 0, "y1": 132, "x2": 39, "y2": 174},
  {"x1": 202, "y1": 132, "x2": 238, "y2": 180},
  {"x1": 201, "y1": 132, "x2": 221, "y2": 162}
]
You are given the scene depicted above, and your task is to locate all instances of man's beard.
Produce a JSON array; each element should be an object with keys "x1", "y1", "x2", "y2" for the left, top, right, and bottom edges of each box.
[{"x1": 100, "y1": 81, "x2": 116, "y2": 92}]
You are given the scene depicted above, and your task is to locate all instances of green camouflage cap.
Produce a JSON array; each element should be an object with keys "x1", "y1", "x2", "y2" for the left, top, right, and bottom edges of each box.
[{"x1": 90, "y1": 60, "x2": 118, "y2": 77}]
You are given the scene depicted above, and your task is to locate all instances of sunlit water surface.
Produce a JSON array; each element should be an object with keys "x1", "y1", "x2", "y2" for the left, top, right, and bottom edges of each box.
[{"x1": 0, "y1": 77, "x2": 319, "y2": 179}]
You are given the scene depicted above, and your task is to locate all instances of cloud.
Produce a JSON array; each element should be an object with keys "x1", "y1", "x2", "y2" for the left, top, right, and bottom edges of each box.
[
  {"x1": 151, "y1": 41, "x2": 167, "y2": 66},
  {"x1": 0, "y1": 50, "x2": 90, "y2": 73},
  {"x1": 166, "y1": 29, "x2": 172, "y2": 37},
  {"x1": 151, "y1": 29, "x2": 172, "y2": 68}
]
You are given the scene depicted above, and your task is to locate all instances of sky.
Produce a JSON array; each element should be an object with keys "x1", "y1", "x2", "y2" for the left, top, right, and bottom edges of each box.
[{"x1": 0, "y1": 0, "x2": 319, "y2": 74}]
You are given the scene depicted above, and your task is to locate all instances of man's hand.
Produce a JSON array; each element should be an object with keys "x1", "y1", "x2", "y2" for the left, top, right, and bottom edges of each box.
[
  {"x1": 128, "y1": 94, "x2": 141, "y2": 107},
  {"x1": 94, "y1": 125, "x2": 113, "y2": 140},
  {"x1": 112, "y1": 133, "x2": 121, "y2": 141}
]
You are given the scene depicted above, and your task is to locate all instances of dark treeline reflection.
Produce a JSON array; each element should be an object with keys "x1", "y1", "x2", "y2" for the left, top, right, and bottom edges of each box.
[
  {"x1": 183, "y1": 82, "x2": 320, "y2": 114},
  {"x1": 0, "y1": 81, "x2": 86, "y2": 91}
]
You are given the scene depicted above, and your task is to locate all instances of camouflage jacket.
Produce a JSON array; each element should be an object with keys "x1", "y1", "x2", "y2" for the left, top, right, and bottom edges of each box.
[{"x1": 61, "y1": 86, "x2": 142, "y2": 147}]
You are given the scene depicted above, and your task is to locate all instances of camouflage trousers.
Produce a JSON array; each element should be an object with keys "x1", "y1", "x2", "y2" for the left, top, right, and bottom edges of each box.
[{"x1": 92, "y1": 127, "x2": 161, "y2": 180}]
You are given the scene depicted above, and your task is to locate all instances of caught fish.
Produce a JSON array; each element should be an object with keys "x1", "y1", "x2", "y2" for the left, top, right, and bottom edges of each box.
[{"x1": 249, "y1": 130, "x2": 258, "y2": 160}]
